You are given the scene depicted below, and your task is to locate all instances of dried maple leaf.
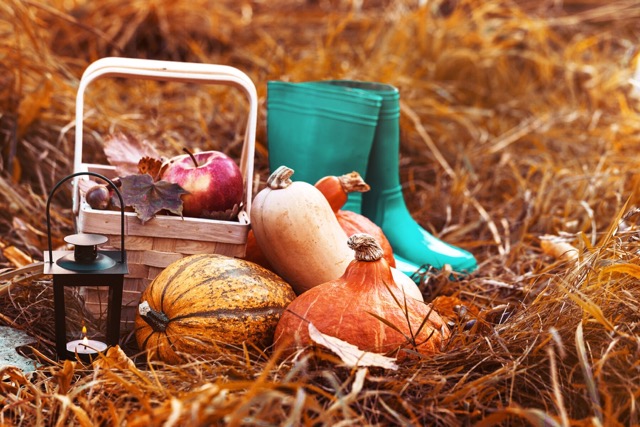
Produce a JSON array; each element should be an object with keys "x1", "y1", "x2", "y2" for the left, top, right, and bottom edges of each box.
[
  {"x1": 118, "y1": 174, "x2": 188, "y2": 223},
  {"x1": 103, "y1": 132, "x2": 162, "y2": 176},
  {"x1": 137, "y1": 156, "x2": 165, "y2": 181}
]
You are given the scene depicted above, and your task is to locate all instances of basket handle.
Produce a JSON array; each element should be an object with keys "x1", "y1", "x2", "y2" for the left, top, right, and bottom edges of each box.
[{"x1": 72, "y1": 57, "x2": 258, "y2": 218}]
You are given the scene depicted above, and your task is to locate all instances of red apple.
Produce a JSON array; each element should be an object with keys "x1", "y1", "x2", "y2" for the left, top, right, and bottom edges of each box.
[{"x1": 161, "y1": 149, "x2": 244, "y2": 218}]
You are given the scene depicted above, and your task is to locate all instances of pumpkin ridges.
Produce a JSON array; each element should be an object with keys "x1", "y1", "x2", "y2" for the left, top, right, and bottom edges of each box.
[
  {"x1": 170, "y1": 306, "x2": 288, "y2": 323},
  {"x1": 138, "y1": 326, "x2": 154, "y2": 351},
  {"x1": 158, "y1": 256, "x2": 270, "y2": 314},
  {"x1": 166, "y1": 274, "x2": 223, "y2": 314},
  {"x1": 139, "y1": 326, "x2": 179, "y2": 363},
  {"x1": 157, "y1": 253, "x2": 211, "y2": 314}
]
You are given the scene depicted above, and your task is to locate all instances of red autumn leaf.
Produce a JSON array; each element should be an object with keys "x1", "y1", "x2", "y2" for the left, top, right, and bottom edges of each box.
[{"x1": 117, "y1": 174, "x2": 188, "y2": 223}]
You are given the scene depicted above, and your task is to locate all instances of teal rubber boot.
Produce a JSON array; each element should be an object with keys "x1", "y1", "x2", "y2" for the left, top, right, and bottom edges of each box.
[
  {"x1": 266, "y1": 81, "x2": 381, "y2": 212},
  {"x1": 317, "y1": 81, "x2": 478, "y2": 275},
  {"x1": 364, "y1": 83, "x2": 477, "y2": 274}
]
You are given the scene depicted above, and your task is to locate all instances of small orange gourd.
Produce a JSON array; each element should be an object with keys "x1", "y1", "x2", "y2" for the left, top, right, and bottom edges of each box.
[
  {"x1": 274, "y1": 234, "x2": 450, "y2": 359},
  {"x1": 313, "y1": 171, "x2": 370, "y2": 212},
  {"x1": 314, "y1": 172, "x2": 396, "y2": 268}
]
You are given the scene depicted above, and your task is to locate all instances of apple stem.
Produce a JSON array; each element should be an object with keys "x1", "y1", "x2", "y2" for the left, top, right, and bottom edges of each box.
[{"x1": 183, "y1": 148, "x2": 199, "y2": 168}]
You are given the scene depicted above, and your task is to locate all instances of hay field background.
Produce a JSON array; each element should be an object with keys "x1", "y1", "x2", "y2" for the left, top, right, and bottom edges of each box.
[{"x1": 1, "y1": 0, "x2": 640, "y2": 425}]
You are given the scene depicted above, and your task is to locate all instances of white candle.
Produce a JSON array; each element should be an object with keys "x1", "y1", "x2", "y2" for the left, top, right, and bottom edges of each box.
[{"x1": 66, "y1": 337, "x2": 108, "y2": 354}]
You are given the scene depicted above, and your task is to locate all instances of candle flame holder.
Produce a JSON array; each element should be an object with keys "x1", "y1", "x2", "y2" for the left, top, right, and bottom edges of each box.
[{"x1": 43, "y1": 172, "x2": 128, "y2": 361}]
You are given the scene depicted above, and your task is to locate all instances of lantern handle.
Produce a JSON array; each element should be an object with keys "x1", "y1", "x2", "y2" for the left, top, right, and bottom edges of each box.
[{"x1": 46, "y1": 172, "x2": 125, "y2": 265}]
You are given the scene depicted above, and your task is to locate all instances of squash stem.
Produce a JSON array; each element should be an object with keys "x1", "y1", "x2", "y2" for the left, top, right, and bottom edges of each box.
[
  {"x1": 267, "y1": 165, "x2": 294, "y2": 189},
  {"x1": 338, "y1": 171, "x2": 370, "y2": 194},
  {"x1": 138, "y1": 301, "x2": 170, "y2": 332},
  {"x1": 348, "y1": 233, "x2": 383, "y2": 262}
]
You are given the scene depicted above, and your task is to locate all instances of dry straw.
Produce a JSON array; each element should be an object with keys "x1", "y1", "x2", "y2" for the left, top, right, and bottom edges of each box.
[{"x1": 2, "y1": 0, "x2": 640, "y2": 425}]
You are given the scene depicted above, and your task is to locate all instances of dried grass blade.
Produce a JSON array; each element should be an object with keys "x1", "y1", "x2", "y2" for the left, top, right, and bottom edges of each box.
[
  {"x1": 54, "y1": 394, "x2": 93, "y2": 427},
  {"x1": 377, "y1": 397, "x2": 413, "y2": 426},
  {"x1": 559, "y1": 284, "x2": 614, "y2": 331},
  {"x1": 598, "y1": 263, "x2": 640, "y2": 280},
  {"x1": 281, "y1": 388, "x2": 306, "y2": 427},
  {"x1": 547, "y1": 346, "x2": 570, "y2": 427},
  {"x1": 401, "y1": 101, "x2": 504, "y2": 252},
  {"x1": 165, "y1": 397, "x2": 183, "y2": 427},
  {"x1": 325, "y1": 368, "x2": 368, "y2": 417},
  {"x1": 400, "y1": 101, "x2": 456, "y2": 179},
  {"x1": 575, "y1": 323, "x2": 603, "y2": 423},
  {"x1": 508, "y1": 407, "x2": 564, "y2": 427}
]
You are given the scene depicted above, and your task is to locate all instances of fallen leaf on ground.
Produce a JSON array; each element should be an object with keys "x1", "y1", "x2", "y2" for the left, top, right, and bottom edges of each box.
[
  {"x1": 308, "y1": 322, "x2": 398, "y2": 370},
  {"x1": 93, "y1": 345, "x2": 136, "y2": 371},
  {"x1": 540, "y1": 235, "x2": 579, "y2": 261}
]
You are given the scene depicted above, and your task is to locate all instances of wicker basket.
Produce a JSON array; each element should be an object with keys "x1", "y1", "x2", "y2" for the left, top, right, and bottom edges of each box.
[{"x1": 72, "y1": 57, "x2": 257, "y2": 331}]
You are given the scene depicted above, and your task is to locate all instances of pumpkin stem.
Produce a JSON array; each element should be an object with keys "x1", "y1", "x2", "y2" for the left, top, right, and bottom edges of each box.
[
  {"x1": 267, "y1": 165, "x2": 294, "y2": 189},
  {"x1": 138, "y1": 301, "x2": 170, "y2": 332},
  {"x1": 338, "y1": 171, "x2": 370, "y2": 194},
  {"x1": 348, "y1": 233, "x2": 383, "y2": 262}
]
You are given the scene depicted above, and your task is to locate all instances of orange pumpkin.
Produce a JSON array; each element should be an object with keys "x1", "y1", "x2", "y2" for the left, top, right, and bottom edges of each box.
[
  {"x1": 274, "y1": 234, "x2": 449, "y2": 360},
  {"x1": 135, "y1": 254, "x2": 296, "y2": 364}
]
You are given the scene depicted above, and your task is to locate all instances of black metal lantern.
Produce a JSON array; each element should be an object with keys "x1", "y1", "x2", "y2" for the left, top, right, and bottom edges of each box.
[{"x1": 44, "y1": 172, "x2": 128, "y2": 361}]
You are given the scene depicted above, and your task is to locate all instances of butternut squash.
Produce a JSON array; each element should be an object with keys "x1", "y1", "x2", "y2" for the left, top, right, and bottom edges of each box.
[{"x1": 251, "y1": 166, "x2": 423, "y2": 301}]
